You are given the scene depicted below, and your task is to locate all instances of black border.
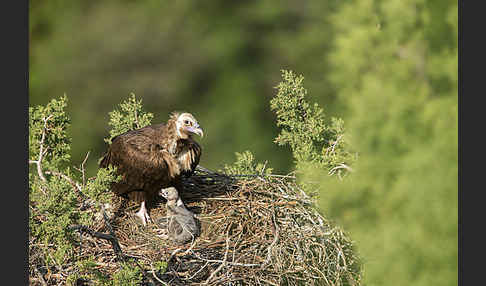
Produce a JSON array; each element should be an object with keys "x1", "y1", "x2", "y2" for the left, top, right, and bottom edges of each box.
[
  {"x1": 459, "y1": 1, "x2": 482, "y2": 285},
  {"x1": 3, "y1": 0, "x2": 29, "y2": 284}
]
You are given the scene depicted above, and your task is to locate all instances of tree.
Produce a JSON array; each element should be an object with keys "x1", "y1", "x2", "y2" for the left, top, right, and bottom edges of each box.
[
  {"x1": 302, "y1": 0, "x2": 458, "y2": 285},
  {"x1": 29, "y1": 96, "x2": 130, "y2": 284}
]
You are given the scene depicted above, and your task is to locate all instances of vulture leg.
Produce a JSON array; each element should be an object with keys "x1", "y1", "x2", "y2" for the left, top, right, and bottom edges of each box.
[{"x1": 135, "y1": 201, "x2": 152, "y2": 226}]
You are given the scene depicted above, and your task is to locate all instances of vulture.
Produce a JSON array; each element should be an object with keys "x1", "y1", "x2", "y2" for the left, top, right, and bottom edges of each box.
[
  {"x1": 99, "y1": 112, "x2": 203, "y2": 225},
  {"x1": 161, "y1": 187, "x2": 199, "y2": 244}
]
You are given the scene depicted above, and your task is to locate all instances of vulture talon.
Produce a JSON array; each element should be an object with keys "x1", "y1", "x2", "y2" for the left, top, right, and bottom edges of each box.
[{"x1": 135, "y1": 201, "x2": 152, "y2": 226}]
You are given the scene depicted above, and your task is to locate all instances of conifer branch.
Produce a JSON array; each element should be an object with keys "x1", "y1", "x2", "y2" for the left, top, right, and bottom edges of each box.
[{"x1": 29, "y1": 115, "x2": 53, "y2": 182}]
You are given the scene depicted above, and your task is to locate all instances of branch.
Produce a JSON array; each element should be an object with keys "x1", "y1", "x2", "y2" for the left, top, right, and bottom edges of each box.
[
  {"x1": 34, "y1": 266, "x2": 48, "y2": 286},
  {"x1": 81, "y1": 151, "x2": 90, "y2": 186},
  {"x1": 185, "y1": 261, "x2": 210, "y2": 281},
  {"x1": 44, "y1": 170, "x2": 84, "y2": 195},
  {"x1": 69, "y1": 225, "x2": 124, "y2": 261},
  {"x1": 30, "y1": 115, "x2": 52, "y2": 182},
  {"x1": 328, "y1": 163, "x2": 353, "y2": 176},
  {"x1": 101, "y1": 205, "x2": 117, "y2": 241},
  {"x1": 263, "y1": 210, "x2": 279, "y2": 267},
  {"x1": 195, "y1": 258, "x2": 260, "y2": 268},
  {"x1": 203, "y1": 228, "x2": 231, "y2": 284},
  {"x1": 134, "y1": 107, "x2": 140, "y2": 129},
  {"x1": 148, "y1": 262, "x2": 169, "y2": 286},
  {"x1": 325, "y1": 134, "x2": 343, "y2": 156}
]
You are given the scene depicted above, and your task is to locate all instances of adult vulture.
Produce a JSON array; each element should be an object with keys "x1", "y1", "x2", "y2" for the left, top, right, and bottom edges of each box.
[{"x1": 99, "y1": 112, "x2": 203, "y2": 225}]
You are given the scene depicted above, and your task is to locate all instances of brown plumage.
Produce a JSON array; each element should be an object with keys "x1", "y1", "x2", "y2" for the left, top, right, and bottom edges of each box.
[
  {"x1": 99, "y1": 112, "x2": 203, "y2": 225},
  {"x1": 161, "y1": 187, "x2": 199, "y2": 244}
]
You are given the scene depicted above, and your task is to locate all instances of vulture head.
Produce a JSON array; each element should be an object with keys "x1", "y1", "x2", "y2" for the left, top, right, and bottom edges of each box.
[
  {"x1": 160, "y1": 187, "x2": 184, "y2": 206},
  {"x1": 173, "y1": 113, "x2": 204, "y2": 139}
]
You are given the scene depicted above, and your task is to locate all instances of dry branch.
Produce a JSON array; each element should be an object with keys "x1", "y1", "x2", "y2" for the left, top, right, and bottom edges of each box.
[
  {"x1": 69, "y1": 225, "x2": 124, "y2": 261},
  {"x1": 29, "y1": 115, "x2": 53, "y2": 182}
]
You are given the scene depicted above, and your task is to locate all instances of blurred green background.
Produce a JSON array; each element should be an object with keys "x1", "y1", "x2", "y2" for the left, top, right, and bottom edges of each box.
[
  {"x1": 30, "y1": 0, "x2": 344, "y2": 176},
  {"x1": 30, "y1": 0, "x2": 457, "y2": 285}
]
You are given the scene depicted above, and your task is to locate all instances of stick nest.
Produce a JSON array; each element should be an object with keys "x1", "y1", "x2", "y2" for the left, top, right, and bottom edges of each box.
[{"x1": 30, "y1": 168, "x2": 362, "y2": 286}]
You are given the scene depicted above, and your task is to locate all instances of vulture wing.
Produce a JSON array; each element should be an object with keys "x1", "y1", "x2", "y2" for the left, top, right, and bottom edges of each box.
[{"x1": 100, "y1": 124, "x2": 179, "y2": 197}]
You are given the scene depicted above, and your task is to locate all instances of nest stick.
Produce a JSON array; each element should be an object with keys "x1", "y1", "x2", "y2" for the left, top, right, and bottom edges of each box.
[
  {"x1": 69, "y1": 225, "x2": 124, "y2": 261},
  {"x1": 34, "y1": 266, "x2": 48, "y2": 286},
  {"x1": 203, "y1": 228, "x2": 231, "y2": 284}
]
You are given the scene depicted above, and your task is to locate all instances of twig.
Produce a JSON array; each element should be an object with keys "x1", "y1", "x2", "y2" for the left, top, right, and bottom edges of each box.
[
  {"x1": 252, "y1": 190, "x2": 313, "y2": 206},
  {"x1": 195, "y1": 258, "x2": 260, "y2": 268},
  {"x1": 328, "y1": 163, "x2": 353, "y2": 176},
  {"x1": 168, "y1": 248, "x2": 183, "y2": 263},
  {"x1": 184, "y1": 261, "x2": 210, "y2": 281},
  {"x1": 44, "y1": 170, "x2": 84, "y2": 195},
  {"x1": 263, "y1": 210, "x2": 279, "y2": 267},
  {"x1": 260, "y1": 160, "x2": 268, "y2": 177},
  {"x1": 101, "y1": 205, "x2": 115, "y2": 235},
  {"x1": 44, "y1": 169, "x2": 90, "y2": 209},
  {"x1": 229, "y1": 173, "x2": 296, "y2": 179},
  {"x1": 29, "y1": 115, "x2": 52, "y2": 182},
  {"x1": 203, "y1": 229, "x2": 231, "y2": 284},
  {"x1": 78, "y1": 230, "x2": 82, "y2": 257},
  {"x1": 133, "y1": 104, "x2": 140, "y2": 129},
  {"x1": 34, "y1": 266, "x2": 48, "y2": 286},
  {"x1": 203, "y1": 197, "x2": 240, "y2": 201},
  {"x1": 100, "y1": 205, "x2": 125, "y2": 262},
  {"x1": 69, "y1": 225, "x2": 124, "y2": 261},
  {"x1": 148, "y1": 262, "x2": 169, "y2": 286},
  {"x1": 326, "y1": 134, "x2": 343, "y2": 156},
  {"x1": 258, "y1": 278, "x2": 279, "y2": 286},
  {"x1": 183, "y1": 236, "x2": 197, "y2": 255},
  {"x1": 81, "y1": 151, "x2": 90, "y2": 186}
]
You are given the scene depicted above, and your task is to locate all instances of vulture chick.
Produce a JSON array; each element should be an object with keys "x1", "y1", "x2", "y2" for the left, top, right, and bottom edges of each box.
[
  {"x1": 161, "y1": 187, "x2": 199, "y2": 244},
  {"x1": 99, "y1": 112, "x2": 203, "y2": 225}
]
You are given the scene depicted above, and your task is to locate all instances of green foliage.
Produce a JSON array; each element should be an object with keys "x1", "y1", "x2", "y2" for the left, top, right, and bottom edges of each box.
[
  {"x1": 66, "y1": 257, "x2": 111, "y2": 285},
  {"x1": 29, "y1": 95, "x2": 163, "y2": 284},
  {"x1": 112, "y1": 261, "x2": 143, "y2": 286},
  {"x1": 29, "y1": 96, "x2": 121, "y2": 271},
  {"x1": 304, "y1": 0, "x2": 458, "y2": 285},
  {"x1": 29, "y1": 95, "x2": 71, "y2": 169},
  {"x1": 30, "y1": 174, "x2": 80, "y2": 265},
  {"x1": 29, "y1": 96, "x2": 78, "y2": 265},
  {"x1": 153, "y1": 261, "x2": 168, "y2": 274},
  {"x1": 271, "y1": 70, "x2": 356, "y2": 178},
  {"x1": 67, "y1": 258, "x2": 146, "y2": 286},
  {"x1": 104, "y1": 93, "x2": 154, "y2": 144},
  {"x1": 84, "y1": 165, "x2": 121, "y2": 207},
  {"x1": 223, "y1": 150, "x2": 273, "y2": 175}
]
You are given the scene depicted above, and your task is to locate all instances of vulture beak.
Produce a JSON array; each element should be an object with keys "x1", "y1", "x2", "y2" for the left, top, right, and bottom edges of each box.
[{"x1": 186, "y1": 123, "x2": 204, "y2": 138}]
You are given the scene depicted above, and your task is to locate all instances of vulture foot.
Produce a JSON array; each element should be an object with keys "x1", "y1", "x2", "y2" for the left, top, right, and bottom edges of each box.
[{"x1": 135, "y1": 201, "x2": 152, "y2": 226}]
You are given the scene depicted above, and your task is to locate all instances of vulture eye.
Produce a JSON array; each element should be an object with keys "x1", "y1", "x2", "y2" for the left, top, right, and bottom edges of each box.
[{"x1": 184, "y1": 120, "x2": 189, "y2": 125}]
